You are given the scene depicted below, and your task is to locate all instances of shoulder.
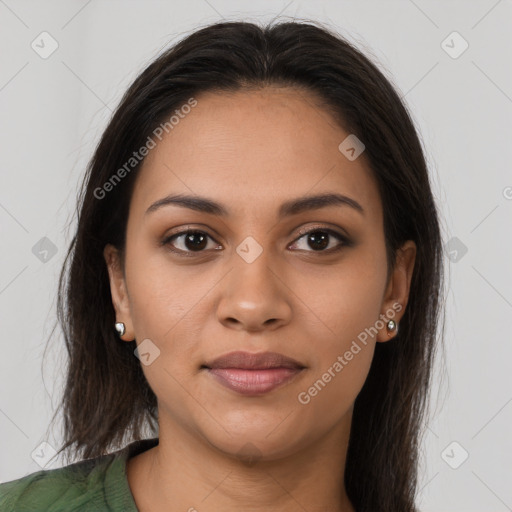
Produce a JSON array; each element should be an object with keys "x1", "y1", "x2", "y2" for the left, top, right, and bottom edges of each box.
[
  {"x1": 0, "y1": 437, "x2": 158, "y2": 511},
  {"x1": 0, "y1": 452, "x2": 118, "y2": 512}
]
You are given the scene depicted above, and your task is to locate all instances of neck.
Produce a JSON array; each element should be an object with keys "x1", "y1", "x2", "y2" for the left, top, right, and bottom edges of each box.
[{"x1": 127, "y1": 411, "x2": 356, "y2": 512}]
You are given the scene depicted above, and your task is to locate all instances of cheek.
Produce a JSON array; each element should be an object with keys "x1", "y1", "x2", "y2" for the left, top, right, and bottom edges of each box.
[
  {"x1": 297, "y1": 246, "x2": 387, "y2": 346},
  {"x1": 291, "y1": 250, "x2": 385, "y2": 409},
  {"x1": 295, "y1": 343, "x2": 374, "y2": 434},
  {"x1": 293, "y1": 274, "x2": 381, "y2": 423},
  {"x1": 124, "y1": 245, "x2": 217, "y2": 366},
  {"x1": 123, "y1": 253, "x2": 211, "y2": 412}
]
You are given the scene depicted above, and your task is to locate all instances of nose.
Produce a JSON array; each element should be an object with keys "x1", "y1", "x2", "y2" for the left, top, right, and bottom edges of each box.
[{"x1": 216, "y1": 250, "x2": 293, "y2": 332}]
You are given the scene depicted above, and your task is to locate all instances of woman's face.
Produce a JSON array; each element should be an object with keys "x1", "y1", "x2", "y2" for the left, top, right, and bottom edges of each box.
[{"x1": 105, "y1": 87, "x2": 416, "y2": 460}]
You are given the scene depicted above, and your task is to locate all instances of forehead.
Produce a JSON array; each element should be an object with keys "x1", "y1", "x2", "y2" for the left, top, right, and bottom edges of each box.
[{"x1": 130, "y1": 87, "x2": 381, "y2": 223}]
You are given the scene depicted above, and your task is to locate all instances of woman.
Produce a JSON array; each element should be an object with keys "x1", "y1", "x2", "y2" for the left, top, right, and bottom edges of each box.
[{"x1": 0, "y1": 19, "x2": 445, "y2": 512}]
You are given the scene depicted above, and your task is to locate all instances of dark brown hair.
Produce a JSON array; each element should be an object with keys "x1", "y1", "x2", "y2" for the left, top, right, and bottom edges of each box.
[{"x1": 46, "y1": 19, "x2": 445, "y2": 512}]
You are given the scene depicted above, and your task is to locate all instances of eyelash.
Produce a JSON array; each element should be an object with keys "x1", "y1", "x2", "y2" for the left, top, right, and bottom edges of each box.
[{"x1": 161, "y1": 226, "x2": 352, "y2": 257}]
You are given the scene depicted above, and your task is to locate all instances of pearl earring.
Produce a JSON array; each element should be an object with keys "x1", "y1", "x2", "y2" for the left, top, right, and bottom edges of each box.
[
  {"x1": 115, "y1": 322, "x2": 126, "y2": 337},
  {"x1": 387, "y1": 320, "x2": 398, "y2": 335}
]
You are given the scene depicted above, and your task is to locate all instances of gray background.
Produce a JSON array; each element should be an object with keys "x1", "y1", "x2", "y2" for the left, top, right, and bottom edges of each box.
[{"x1": 1, "y1": 1, "x2": 511, "y2": 511}]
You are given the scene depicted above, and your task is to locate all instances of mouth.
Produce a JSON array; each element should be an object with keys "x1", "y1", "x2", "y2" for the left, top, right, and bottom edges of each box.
[{"x1": 201, "y1": 351, "x2": 306, "y2": 396}]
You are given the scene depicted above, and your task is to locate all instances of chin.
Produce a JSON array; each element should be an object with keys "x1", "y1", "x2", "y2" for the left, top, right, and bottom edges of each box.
[{"x1": 197, "y1": 415, "x2": 307, "y2": 463}]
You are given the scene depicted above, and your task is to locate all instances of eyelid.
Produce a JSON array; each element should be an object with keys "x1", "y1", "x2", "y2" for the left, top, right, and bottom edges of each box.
[
  {"x1": 162, "y1": 224, "x2": 351, "y2": 255},
  {"x1": 290, "y1": 225, "x2": 351, "y2": 251},
  {"x1": 293, "y1": 223, "x2": 348, "y2": 240},
  {"x1": 160, "y1": 226, "x2": 221, "y2": 257}
]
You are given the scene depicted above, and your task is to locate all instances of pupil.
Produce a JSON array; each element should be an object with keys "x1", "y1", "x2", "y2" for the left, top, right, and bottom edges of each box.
[
  {"x1": 186, "y1": 232, "x2": 207, "y2": 251},
  {"x1": 309, "y1": 231, "x2": 329, "y2": 251}
]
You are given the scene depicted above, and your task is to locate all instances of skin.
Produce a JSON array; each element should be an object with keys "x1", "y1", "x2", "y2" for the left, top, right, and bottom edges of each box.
[{"x1": 104, "y1": 86, "x2": 416, "y2": 512}]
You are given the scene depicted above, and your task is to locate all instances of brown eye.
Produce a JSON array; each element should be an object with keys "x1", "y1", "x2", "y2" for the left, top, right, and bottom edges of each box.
[
  {"x1": 162, "y1": 230, "x2": 220, "y2": 256},
  {"x1": 289, "y1": 228, "x2": 351, "y2": 253}
]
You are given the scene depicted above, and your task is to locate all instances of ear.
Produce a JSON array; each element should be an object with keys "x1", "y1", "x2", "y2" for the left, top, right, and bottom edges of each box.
[
  {"x1": 376, "y1": 240, "x2": 416, "y2": 342},
  {"x1": 103, "y1": 244, "x2": 135, "y2": 341}
]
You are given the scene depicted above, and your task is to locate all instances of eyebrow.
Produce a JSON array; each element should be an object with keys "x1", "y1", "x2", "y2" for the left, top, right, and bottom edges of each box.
[{"x1": 145, "y1": 192, "x2": 365, "y2": 218}]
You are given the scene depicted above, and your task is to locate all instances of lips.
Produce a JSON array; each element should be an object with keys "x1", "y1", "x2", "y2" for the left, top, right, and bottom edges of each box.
[
  {"x1": 201, "y1": 351, "x2": 306, "y2": 395},
  {"x1": 203, "y1": 350, "x2": 305, "y2": 371}
]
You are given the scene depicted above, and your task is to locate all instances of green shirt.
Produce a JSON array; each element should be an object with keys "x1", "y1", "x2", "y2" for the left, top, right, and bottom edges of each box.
[{"x1": 0, "y1": 437, "x2": 159, "y2": 511}]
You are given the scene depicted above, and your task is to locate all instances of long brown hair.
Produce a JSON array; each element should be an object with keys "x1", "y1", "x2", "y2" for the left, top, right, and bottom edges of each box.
[{"x1": 45, "y1": 19, "x2": 445, "y2": 512}]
